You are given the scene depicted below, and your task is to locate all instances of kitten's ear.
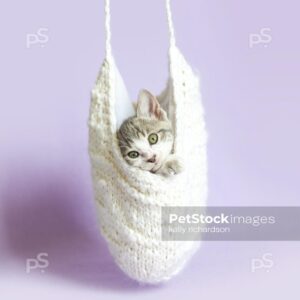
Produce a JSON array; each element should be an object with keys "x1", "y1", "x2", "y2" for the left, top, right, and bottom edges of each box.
[{"x1": 136, "y1": 89, "x2": 167, "y2": 121}]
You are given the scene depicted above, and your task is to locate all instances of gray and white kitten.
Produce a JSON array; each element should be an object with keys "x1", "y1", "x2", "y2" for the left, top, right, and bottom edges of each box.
[{"x1": 117, "y1": 90, "x2": 182, "y2": 177}]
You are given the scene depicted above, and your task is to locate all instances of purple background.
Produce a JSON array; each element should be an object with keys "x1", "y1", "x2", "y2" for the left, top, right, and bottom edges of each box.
[{"x1": 0, "y1": 0, "x2": 299, "y2": 299}]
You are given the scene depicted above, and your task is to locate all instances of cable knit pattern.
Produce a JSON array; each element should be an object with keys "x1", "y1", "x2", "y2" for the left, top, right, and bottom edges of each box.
[{"x1": 88, "y1": 0, "x2": 207, "y2": 284}]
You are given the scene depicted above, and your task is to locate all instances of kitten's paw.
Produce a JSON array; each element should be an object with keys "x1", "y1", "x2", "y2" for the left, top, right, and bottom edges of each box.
[
  {"x1": 158, "y1": 157, "x2": 183, "y2": 177},
  {"x1": 166, "y1": 158, "x2": 183, "y2": 175}
]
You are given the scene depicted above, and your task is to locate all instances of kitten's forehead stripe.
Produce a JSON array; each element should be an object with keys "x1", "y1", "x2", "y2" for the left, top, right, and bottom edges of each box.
[{"x1": 132, "y1": 124, "x2": 146, "y2": 138}]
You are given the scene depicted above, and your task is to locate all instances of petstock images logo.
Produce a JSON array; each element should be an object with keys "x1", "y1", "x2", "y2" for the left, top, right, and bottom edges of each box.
[{"x1": 161, "y1": 206, "x2": 300, "y2": 241}]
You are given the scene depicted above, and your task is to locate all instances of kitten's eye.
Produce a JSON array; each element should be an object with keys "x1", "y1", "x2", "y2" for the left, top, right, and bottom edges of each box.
[
  {"x1": 127, "y1": 151, "x2": 139, "y2": 159},
  {"x1": 148, "y1": 133, "x2": 158, "y2": 145}
]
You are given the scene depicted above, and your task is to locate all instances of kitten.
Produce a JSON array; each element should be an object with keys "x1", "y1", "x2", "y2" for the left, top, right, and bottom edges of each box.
[{"x1": 117, "y1": 90, "x2": 183, "y2": 177}]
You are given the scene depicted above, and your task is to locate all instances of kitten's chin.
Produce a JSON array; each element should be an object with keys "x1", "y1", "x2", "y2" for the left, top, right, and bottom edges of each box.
[
  {"x1": 150, "y1": 161, "x2": 162, "y2": 173},
  {"x1": 137, "y1": 164, "x2": 155, "y2": 172}
]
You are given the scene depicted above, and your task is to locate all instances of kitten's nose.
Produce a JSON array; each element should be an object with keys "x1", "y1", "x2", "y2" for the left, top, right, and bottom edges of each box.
[{"x1": 147, "y1": 154, "x2": 156, "y2": 163}]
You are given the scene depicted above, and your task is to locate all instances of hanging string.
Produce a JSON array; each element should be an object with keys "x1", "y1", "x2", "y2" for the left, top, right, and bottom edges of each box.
[
  {"x1": 166, "y1": 0, "x2": 176, "y2": 48},
  {"x1": 105, "y1": 0, "x2": 112, "y2": 58}
]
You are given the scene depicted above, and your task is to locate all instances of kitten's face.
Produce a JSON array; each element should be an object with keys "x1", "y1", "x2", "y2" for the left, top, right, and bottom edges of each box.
[{"x1": 118, "y1": 90, "x2": 173, "y2": 172}]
